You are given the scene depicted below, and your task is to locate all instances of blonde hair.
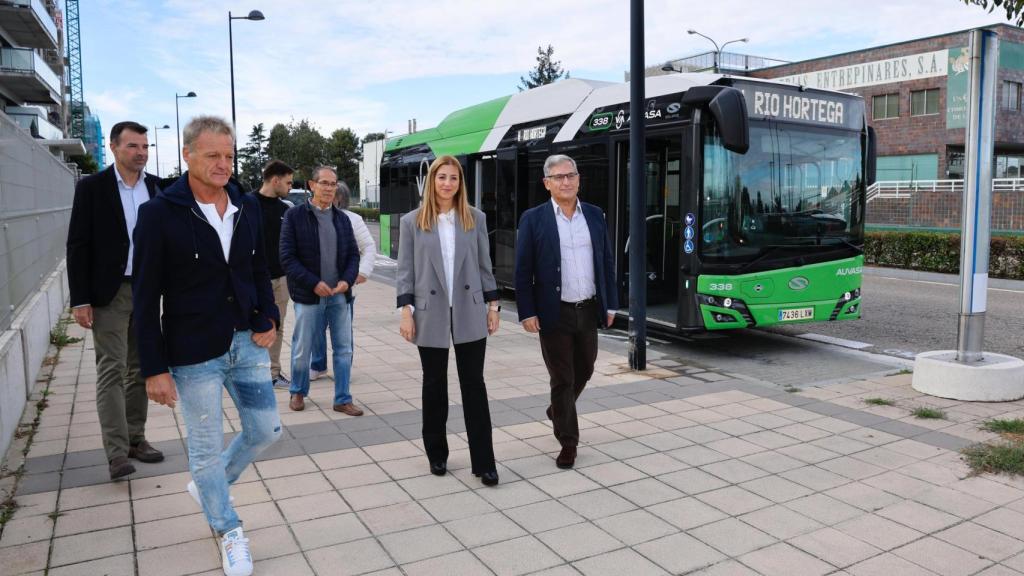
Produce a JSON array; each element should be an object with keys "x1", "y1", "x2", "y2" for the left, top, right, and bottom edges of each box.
[{"x1": 416, "y1": 155, "x2": 474, "y2": 232}]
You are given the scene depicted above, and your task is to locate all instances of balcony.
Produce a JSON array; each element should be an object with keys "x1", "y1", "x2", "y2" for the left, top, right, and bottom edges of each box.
[
  {"x1": 0, "y1": 0, "x2": 59, "y2": 50},
  {"x1": 0, "y1": 47, "x2": 60, "y2": 105},
  {"x1": 6, "y1": 107, "x2": 62, "y2": 139}
]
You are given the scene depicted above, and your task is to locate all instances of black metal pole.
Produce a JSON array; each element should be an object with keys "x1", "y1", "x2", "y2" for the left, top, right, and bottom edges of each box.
[
  {"x1": 628, "y1": 0, "x2": 646, "y2": 370},
  {"x1": 229, "y1": 12, "x2": 238, "y2": 174}
]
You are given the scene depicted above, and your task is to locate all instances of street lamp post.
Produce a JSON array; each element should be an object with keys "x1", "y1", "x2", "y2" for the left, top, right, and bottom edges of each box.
[
  {"x1": 153, "y1": 124, "x2": 170, "y2": 177},
  {"x1": 228, "y1": 9, "x2": 265, "y2": 174},
  {"x1": 687, "y1": 29, "x2": 748, "y2": 73},
  {"x1": 175, "y1": 91, "x2": 197, "y2": 174}
]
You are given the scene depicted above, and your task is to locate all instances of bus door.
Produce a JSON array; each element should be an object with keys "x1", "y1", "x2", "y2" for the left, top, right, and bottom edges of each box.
[
  {"x1": 616, "y1": 134, "x2": 682, "y2": 327},
  {"x1": 473, "y1": 149, "x2": 518, "y2": 286}
]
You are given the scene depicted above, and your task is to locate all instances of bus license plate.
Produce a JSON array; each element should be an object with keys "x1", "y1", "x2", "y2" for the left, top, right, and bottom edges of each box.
[{"x1": 779, "y1": 307, "x2": 814, "y2": 321}]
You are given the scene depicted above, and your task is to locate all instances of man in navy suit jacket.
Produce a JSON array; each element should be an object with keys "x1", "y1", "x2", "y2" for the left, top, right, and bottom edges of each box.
[{"x1": 514, "y1": 154, "x2": 618, "y2": 469}]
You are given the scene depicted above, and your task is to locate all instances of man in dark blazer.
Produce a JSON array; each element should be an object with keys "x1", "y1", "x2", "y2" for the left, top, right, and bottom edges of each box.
[
  {"x1": 514, "y1": 154, "x2": 618, "y2": 470},
  {"x1": 66, "y1": 120, "x2": 164, "y2": 480},
  {"x1": 133, "y1": 116, "x2": 280, "y2": 575}
]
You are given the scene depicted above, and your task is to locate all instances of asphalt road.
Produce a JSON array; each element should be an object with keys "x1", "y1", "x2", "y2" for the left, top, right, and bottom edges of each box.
[{"x1": 765, "y1": 268, "x2": 1024, "y2": 360}]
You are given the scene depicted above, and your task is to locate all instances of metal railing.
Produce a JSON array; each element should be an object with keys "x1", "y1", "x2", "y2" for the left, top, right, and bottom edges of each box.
[
  {"x1": 0, "y1": 46, "x2": 60, "y2": 94},
  {"x1": 866, "y1": 178, "x2": 1024, "y2": 202}
]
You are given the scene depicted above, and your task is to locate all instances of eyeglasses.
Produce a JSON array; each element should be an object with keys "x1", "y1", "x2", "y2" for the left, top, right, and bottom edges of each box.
[
  {"x1": 316, "y1": 180, "x2": 338, "y2": 187},
  {"x1": 545, "y1": 172, "x2": 579, "y2": 183}
]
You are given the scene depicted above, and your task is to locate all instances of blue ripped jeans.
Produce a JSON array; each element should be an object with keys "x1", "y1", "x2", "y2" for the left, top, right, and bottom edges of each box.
[{"x1": 169, "y1": 331, "x2": 282, "y2": 535}]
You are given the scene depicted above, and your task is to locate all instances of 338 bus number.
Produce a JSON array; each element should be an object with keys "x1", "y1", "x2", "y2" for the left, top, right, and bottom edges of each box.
[{"x1": 708, "y1": 283, "x2": 733, "y2": 291}]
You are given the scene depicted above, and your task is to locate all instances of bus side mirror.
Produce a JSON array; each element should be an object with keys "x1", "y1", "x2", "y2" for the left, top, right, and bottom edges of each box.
[
  {"x1": 682, "y1": 86, "x2": 749, "y2": 154},
  {"x1": 865, "y1": 126, "x2": 877, "y2": 186}
]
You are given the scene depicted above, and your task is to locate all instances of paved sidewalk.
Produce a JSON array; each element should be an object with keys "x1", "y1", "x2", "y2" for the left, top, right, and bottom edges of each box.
[{"x1": 2, "y1": 278, "x2": 1024, "y2": 575}]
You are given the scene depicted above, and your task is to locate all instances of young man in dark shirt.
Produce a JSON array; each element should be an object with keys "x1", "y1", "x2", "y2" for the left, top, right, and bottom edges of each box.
[{"x1": 255, "y1": 160, "x2": 295, "y2": 387}]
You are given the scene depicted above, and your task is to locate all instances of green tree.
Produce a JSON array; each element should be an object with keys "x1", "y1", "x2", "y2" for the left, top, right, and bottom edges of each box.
[
  {"x1": 962, "y1": 0, "x2": 1024, "y2": 25},
  {"x1": 237, "y1": 123, "x2": 268, "y2": 191},
  {"x1": 288, "y1": 119, "x2": 327, "y2": 183},
  {"x1": 363, "y1": 132, "x2": 387, "y2": 142},
  {"x1": 70, "y1": 153, "x2": 98, "y2": 174},
  {"x1": 519, "y1": 44, "x2": 569, "y2": 91},
  {"x1": 266, "y1": 122, "x2": 293, "y2": 170},
  {"x1": 326, "y1": 128, "x2": 362, "y2": 191}
]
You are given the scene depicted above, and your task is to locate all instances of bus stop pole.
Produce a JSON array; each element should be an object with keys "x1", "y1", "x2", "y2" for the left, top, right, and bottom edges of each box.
[
  {"x1": 628, "y1": 0, "x2": 647, "y2": 370},
  {"x1": 957, "y1": 28, "x2": 999, "y2": 363}
]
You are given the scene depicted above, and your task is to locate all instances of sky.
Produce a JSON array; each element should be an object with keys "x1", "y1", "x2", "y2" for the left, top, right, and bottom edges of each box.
[{"x1": 77, "y1": 0, "x2": 1016, "y2": 176}]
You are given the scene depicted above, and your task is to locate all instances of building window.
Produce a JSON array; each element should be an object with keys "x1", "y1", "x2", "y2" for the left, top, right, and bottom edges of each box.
[
  {"x1": 872, "y1": 93, "x2": 899, "y2": 120},
  {"x1": 910, "y1": 89, "x2": 940, "y2": 116},
  {"x1": 995, "y1": 154, "x2": 1024, "y2": 179},
  {"x1": 1002, "y1": 81, "x2": 1022, "y2": 111}
]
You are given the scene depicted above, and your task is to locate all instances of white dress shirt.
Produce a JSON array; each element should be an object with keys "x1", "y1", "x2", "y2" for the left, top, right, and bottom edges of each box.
[
  {"x1": 113, "y1": 165, "x2": 150, "y2": 276},
  {"x1": 437, "y1": 209, "x2": 457, "y2": 307},
  {"x1": 552, "y1": 199, "x2": 596, "y2": 303},
  {"x1": 343, "y1": 209, "x2": 376, "y2": 279},
  {"x1": 197, "y1": 198, "x2": 238, "y2": 261}
]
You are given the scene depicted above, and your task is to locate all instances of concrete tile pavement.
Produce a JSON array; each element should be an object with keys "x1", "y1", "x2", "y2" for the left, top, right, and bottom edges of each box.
[{"x1": 3, "y1": 278, "x2": 1024, "y2": 575}]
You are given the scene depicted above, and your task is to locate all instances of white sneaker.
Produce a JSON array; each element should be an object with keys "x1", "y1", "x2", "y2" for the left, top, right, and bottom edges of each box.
[
  {"x1": 220, "y1": 526, "x2": 253, "y2": 576},
  {"x1": 186, "y1": 480, "x2": 233, "y2": 508},
  {"x1": 310, "y1": 369, "x2": 326, "y2": 380}
]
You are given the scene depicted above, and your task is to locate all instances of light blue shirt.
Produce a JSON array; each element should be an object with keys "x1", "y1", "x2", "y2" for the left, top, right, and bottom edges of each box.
[
  {"x1": 551, "y1": 198, "x2": 596, "y2": 303},
  {"x1": 113, "y1": 165, "x2": 149, "y2": 276}
]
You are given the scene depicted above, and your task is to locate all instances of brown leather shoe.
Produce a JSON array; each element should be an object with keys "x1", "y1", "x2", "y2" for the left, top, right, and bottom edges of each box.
[
  {"x1": 289, "y1": 393, "x2": 305, "y2": 411},
  {"x1": 128, "y1": 440, "x2": 164, "y2": 463},
  {"x1": 108, "y1": 456, "x2": 135, "y2": 480},
  {"x1": 333, "y1": 402, "x2": 364, "y2": 416},
  {"x1": 556, "y1": 446, "x2": 576, "y2": 469}
]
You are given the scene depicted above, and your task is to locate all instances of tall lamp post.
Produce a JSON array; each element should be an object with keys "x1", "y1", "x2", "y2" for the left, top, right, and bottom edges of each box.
[
  {"x1": 152, "y1": 124, "x2": 170, "y2": 177},
  {"x1": 686, "y1": 29, "x2": 748, "y2": 73},
  {"x1": 175, "y1": 91, "x2": 197, "y2": 174},
  {"x1": 228, "y1": 9, "x2": 265, "y2": 174}
]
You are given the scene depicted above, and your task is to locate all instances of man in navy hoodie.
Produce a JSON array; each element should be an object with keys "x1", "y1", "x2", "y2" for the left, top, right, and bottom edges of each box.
[{"x1": 133, "y1": 116, "x2": 279, "y2": 576}]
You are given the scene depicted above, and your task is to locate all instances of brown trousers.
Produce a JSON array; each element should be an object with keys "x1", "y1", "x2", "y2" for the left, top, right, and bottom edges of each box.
[{"x1": 539, "y1": 299, "x2": 598, "y2": 449}]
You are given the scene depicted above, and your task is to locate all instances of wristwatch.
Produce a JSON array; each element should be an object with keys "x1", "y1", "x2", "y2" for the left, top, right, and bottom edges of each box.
[{"x1": 489, "y1": 304, "x2": 501, "y2": 312}]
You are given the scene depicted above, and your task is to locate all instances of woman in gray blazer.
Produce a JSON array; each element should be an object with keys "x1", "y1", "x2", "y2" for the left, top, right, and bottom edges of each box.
[{"x1": 396, "y1": 155, "x2": 501, "y2": 486}]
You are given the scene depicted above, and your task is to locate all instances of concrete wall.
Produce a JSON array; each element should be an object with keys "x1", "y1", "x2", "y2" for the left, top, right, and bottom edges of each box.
[
  {"x1": 0, "y1": 264, "x2": 66, "y2": 460},
  {"x1": 0, "y1": 109, "x2": 75, "y2": 461}
]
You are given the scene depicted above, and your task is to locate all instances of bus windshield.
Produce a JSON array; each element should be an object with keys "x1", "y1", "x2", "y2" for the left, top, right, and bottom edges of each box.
[{"x1": 700, "y1": 119, "x2": 865, "y2": 269}]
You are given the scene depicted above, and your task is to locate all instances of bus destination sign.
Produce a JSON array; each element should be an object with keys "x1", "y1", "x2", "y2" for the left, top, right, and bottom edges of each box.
[{"x1": 736, "y1": 84, "x2": 864, "y2": 131}]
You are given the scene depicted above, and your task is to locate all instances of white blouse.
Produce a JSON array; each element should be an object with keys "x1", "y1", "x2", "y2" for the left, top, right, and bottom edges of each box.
[{"x1": 437, "y1": 210, "x2": 456, "y2": 307}]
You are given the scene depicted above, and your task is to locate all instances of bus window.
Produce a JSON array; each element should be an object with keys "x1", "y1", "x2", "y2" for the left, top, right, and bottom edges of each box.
[{"x1": 701, "y1": 119, "x2": 865, "y2": 269}]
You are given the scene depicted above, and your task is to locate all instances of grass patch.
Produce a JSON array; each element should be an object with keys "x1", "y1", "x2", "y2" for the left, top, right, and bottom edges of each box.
[
  {"x1": 864, "y1": 397, "x2": 896, "y2": 406},
  {"x1": 982, "y1": 419, "x2": 1024, "y2": 435},
  {"x1": 897, "y1": 368, "x2": 913, "y2": 375},
  {"x1": 911, "y1": 407, "x2": 947, "y2": 420},
  {"x1": 963, "y1": 442, "x2": 1024, "y2": 475},
  {"x1": 49, "y1": 317, "x2": 81, "y2": 348},
  {"x1": 0, "y1": 497, "x2": 16, "y2": 527}
]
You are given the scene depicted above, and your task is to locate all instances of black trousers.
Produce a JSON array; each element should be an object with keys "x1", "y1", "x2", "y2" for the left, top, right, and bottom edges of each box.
[
  {"x1": 539, "y1": 300, "x2": 599, "y2": 449},
  {"x1": 418, "y1": 337, "x2": 496, "y2": 474}
]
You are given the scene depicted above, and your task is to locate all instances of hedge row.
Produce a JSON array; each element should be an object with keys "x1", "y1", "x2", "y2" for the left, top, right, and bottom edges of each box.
[
  {"x1": 348, "y1": 207, "x2": 379, "y2": 222},
  {"x1": 864, "y1": 231, "x2": 1024, "y2": 280}
]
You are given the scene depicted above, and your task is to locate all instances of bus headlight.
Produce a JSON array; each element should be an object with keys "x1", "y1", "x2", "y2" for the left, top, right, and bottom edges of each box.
[{"x1": 723, "y1": 298, "x2": 733, "y2": 308}]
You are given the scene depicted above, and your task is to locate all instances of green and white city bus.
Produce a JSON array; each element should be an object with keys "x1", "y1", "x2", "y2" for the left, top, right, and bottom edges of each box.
[{"x1": 378, "y1": 73, "x2": 874, "y2": 331}]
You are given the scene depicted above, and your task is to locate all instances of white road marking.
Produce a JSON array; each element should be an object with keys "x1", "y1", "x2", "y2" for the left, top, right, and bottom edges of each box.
[
  {"x1": 796, "y1": 333, "x2": 874, "y2": 349},
  {"x1": 872, "y1": 274, "x2": 1024, "y2": 294}
]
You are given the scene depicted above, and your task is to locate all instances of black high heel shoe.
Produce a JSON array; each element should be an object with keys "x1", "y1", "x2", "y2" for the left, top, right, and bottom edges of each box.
[
  {"x1": 430, "y1": 461, "x2": 447, "y2": 476},
  {"x1": 477, "y1": 470, "x2": 499, "y2": 486}
]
